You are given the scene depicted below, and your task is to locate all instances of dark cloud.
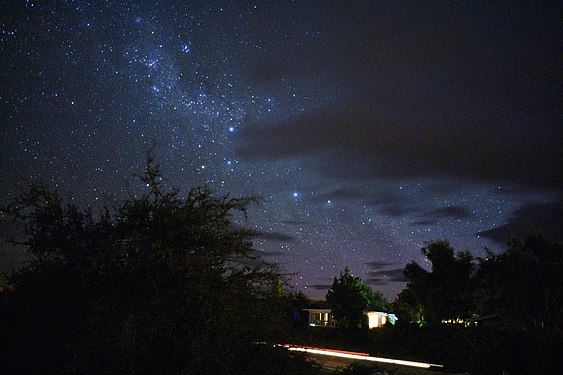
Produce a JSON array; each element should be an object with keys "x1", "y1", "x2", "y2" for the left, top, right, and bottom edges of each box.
[
  {"x1": 478, "y1": 201, "x2": 563, "y2": 244},
  {"x1": 254, "y1": 230, "x2": 298, "y2": 243},
  {"x1": 369, "y1": 189, "x2": 421, "y2": 218},
  {"x1": 369, "y1": 190, "x2": 405, "y2": 206},
  {"x1": 410, "y1": 206, "x2": 473, "y2": 225},
  {"x1": 424, "y1": 206, "x2": 473, "y2": 219},
  {"x1": 367, "y1": 268, "x2": 407, "y2": 283},
  {"x1": 365, "y1": 261, "x2": 397, "y2": 268},
  {"x1": 237, "y1": 3, "x2": 561, "y2": 190},
  {"x1": 309, "y1": 188, "x2": 364, "y2": 204},
  {"x1": 412, "y1": 220, "x2": 437, "y2": 226},
  {"x1": 379, "y1": 204, "x2": 419, "y2": 218},
  {"x1": 230, "y1": 224, "x2": 298, "y2": 243},
  {"x1": 366, "y1": 278, "x2": 390, "y2": 286},
  {"x1": 365, "y1": 262, "x2": 407, "y2": 287},
  {"x1": 237, "y1": 101, "x2": 561, "y2": 189},
  {"x1": 377, "y1": 203, "x2": 473, "y2": 222}
]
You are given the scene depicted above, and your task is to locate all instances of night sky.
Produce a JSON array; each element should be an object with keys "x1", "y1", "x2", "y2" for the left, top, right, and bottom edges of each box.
[{"x1": 1, "y1": 1, "x2": 561, "y2": 299}]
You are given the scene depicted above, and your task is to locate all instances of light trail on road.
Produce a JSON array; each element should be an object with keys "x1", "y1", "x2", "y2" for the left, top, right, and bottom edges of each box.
[{"x1": 284, "y1": 344, "x2": 443, "y2": 369}]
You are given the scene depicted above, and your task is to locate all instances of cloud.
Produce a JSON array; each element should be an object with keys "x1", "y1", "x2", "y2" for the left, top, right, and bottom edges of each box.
[
  {"x1": 237, "y1": 3, "x2": 561, "y2": 191},
  {"x1": 230, "y1": 224, "x2": 298, "y2": 243},
  {"x1": 367, "y1": 268, "x2": 407, "y2": 283},
  {"x1": 365, "y1": 262, "x2": 407, "y2": 287},
  {"x1": 369, "y1": 190, "x2": 406, "y2": 206},
  {"x1": 424, "y1": 206, "x2": 473, "y2": 219},
  {"x1": 366, "y1": 278, "x2": 390, "y2": 286},
  {"x1": 372, "y1": 195, "x2": 472, "y2": 222},
  {"x1": 254, "y1": 230, "x2": 298, "y2": 243},
  {"x1": 478, "y1": 201, "x2": 563, "y2": 244},
  {"x1": 237, "y1": 101, "x2": 561, "y2": 189},
  {"x1": 309, "y1": 188, "x2": 364, "y2": 204},
  {"x1": 378, "y1": 204, "x2": 419, "y2": 218},
  {"x1": 367, "y1": 189, "x2": 418, "y2": 217},
  {"x1": 365, "y1": 261, "x2": 397, "y2": 268},
  {"x1": 411, "y1": 220, "x2": 435, "y2": 226},
  {"x1": 409, "y1": 206, "x2": 474, "y2": 225}
]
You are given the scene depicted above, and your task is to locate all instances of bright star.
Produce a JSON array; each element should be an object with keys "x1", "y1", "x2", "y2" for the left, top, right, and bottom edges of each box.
[{"x1": 181, "y1": 42, "x2": 191, "y2": 54}]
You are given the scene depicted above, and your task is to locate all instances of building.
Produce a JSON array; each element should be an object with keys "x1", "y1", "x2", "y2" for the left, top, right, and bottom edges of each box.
[
  {"x1": 366, "y1": 311, "x2": 396, "y2": 328},
  {"x1": 303, "y1": 303, "x2": 397, "y2": 329},
  {"x1": 304, "y1": 307, "x2": 337, "y2": 327}
]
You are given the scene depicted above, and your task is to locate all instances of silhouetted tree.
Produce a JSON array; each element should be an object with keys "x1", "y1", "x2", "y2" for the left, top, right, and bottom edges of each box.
[
  {"x1": 393, "y1": 287, "x2": 426, "y2": 326},
  {"x1": 398, "y1": 240, "x2": 475, "y2": 324},
  {"x1": 0, "y1": 156, "x2": 315, "y2": 374},
  {"x1": 475, "y1": 234, "x2": 563, "y2": 329},
  {"x1": 390, "y1": 237, "x2": 563, "y2": 374},
  {"x1": 326, "y1": 267, "x2": 372, "y2": 328},
  {"x1": 286, "y1": 290, "x2": 314, "y2": 311},
  {"x1": 369, "y1": 289, "x2": 390, "y2": 311}
]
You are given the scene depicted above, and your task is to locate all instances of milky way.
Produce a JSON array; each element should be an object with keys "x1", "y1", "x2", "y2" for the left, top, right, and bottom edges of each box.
[{"x1": 1, "y1": 1, "x2": 561, "y2": 299}]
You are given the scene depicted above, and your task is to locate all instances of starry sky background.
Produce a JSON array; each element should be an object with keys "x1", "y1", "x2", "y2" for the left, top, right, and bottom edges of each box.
[{"x1": 1, "y1": 1, "x2": 561, "y2": 299}]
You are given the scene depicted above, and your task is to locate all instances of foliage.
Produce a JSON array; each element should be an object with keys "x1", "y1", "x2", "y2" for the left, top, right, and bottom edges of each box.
[
  {"x1": 369, "y1": 289, "x2": 390, "y2": 311},
  {"x1": 392, "y1": 288, "x2": 425, "y2": 326},
  {"x1": 395, "y1": 240, "x2": 475, "y2": 324},
  {"x1": 286, "y1": 290, "x2": 314, "y2": 312},
  {"x1": 395, "y1": 235, "x2": 562, "y2": 331},
  {"x1": 326, "y1": 267, "x2": 373, "y2": 328},
  {"x1": 475, "y1": 234, "x2": 563, "y2": 329},
  {"x1": 367, "y1": 323, "x2": 562, "y2": 375},
  {"x1": 386, "y1": 235, "x2": 563, "y2": 373},
  {"x1": 0, "y1": 157, "x2": 313, "y2": 374},
  {"x1": 299, "y1": 319, "x2": 561, "y2": 375}
]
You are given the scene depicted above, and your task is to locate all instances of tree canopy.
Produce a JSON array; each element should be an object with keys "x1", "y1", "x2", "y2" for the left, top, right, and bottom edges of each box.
[
  {"x1": 475, "y1": 234, "x2": 563, "y2": 329},
  {"x1": 326, "y1": 267, "x2": 376, "y2": 328},
  {"x1": 398, "y1": 240, "x2": 475, "y2": 324},
  {"x1": 395, "y1": 236, "x2": 562, "y2": 329},
  {"x1": 0, "y1": 158, "x2": 314, "y2": 374}
]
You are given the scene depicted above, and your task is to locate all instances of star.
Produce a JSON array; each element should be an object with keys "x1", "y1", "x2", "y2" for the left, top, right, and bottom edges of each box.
[{"x1": 1, "y1": 1, "x2": 560, "y2": 301}]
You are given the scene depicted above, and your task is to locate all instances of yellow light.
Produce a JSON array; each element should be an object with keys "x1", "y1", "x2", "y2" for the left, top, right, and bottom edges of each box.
[{"x1": 367, "y1": 312, "x2": 378, "y2": 328}]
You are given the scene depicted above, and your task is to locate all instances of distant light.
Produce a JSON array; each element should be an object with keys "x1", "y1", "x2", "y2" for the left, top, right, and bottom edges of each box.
[
  {"x1": 293, "y1": 192, "x2": 299, "y2": 198},
  {"x1": 228, "y1": 126, "x2": 235, "y2": 132}
]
